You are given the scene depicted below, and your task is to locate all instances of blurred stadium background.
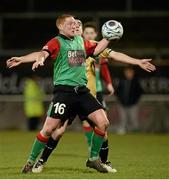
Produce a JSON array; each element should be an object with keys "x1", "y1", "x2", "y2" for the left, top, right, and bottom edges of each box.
[{"x1": 0, "y1": 0, "x2": 169, "y2": 133}]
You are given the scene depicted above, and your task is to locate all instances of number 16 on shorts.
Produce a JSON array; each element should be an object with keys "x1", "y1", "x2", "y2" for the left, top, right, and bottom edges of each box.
[{"x1": 47, "y1": 102, "x2": 66, "y2": 117}]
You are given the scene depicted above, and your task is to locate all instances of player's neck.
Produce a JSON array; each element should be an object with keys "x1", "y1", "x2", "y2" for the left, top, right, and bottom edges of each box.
[{"x1": 59, "y1": 32, "x2": 74, "y2": 40}]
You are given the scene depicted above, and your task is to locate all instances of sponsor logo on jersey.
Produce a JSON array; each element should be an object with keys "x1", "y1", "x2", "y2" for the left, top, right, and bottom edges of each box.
[{"x1": 67, "y1": 50, "x2": 86, "y2": 67}]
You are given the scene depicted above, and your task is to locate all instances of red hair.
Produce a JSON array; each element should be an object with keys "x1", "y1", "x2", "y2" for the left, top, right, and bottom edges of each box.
[{"x1": 56, "y1": 14, "x2": 74, "y2": 28}]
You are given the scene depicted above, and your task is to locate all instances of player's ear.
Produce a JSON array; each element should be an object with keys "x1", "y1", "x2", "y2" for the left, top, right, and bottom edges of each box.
[{"x1": 58, "y1": 24, "x2": 63, "y2": 31}]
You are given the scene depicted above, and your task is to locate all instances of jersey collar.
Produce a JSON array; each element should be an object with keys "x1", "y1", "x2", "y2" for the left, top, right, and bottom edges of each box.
[{"x1": 58, "y1": 33, "x2": 74, "y2": 40}]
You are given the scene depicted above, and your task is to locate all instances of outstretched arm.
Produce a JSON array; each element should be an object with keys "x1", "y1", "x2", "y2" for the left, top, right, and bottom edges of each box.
[
  {"x1": 99, "y1": 48, "x2": 156, "y2": 72},
  {"x1": 108, "y1": 50, "x2": 156, "y2": 72},
  {"x1": 7, "y1": 38, "x2": 60, "y2": 70},
  {"x1": 6, "y1": 51, "x2": 49, "y2": 69}
]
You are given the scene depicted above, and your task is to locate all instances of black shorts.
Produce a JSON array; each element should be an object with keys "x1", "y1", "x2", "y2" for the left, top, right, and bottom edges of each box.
[
  {"x1": 97, "y1": 91, "x2": 106, "y2": 109},
  {"x1": 67, "y1": 114, "x2": 95, "y2": 127},
  {"x1": 74, "y1": 91, "x2": 106, "y2": 126},
  {"x1": 68, "y1": 91, "x2": 106, "y2": 126},
  {"x1": 47, "y1": 85, "x2": 103, "y2": 123}
]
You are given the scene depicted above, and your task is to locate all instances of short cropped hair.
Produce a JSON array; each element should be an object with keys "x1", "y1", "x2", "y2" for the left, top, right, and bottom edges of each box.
[
  {"x1": 76, "y1": 19, "x2": 82, "y2": 27},
  {"x1": 56, "y1": 14, "x2": 74, "y2": 28},
  {"x1": 83, "y1": 22, "x2": 97, "y2": 32}
]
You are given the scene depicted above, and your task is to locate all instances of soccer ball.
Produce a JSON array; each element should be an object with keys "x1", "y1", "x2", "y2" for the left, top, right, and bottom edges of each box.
[{"x1": 102, "y1": 20, "x2": 123, "y2": 40}]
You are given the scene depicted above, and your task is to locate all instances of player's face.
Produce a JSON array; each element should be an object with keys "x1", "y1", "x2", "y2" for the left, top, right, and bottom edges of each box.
[
  {"x1": 59, "y1": 17, "x2": 76, "y2": 38},
  {"x1": 75, "y1": 20, "x2": 83, "y2": 36},
  {"x1": 83, "y1": 27, "x2": 97, "y2": 40}
]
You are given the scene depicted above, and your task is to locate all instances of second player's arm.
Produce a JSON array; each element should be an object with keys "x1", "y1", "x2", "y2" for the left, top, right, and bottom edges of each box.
[
  {"x1": 109, "y1": 51, "x2": 144, "y2": 65},
  {"x1": 100, "y1": 49, "x2": 156, "y2": 72},
  {"x1": 108, "y1": 51, "x2": 156, "y2": 72},
  {"x1": 93, "y1": 38, "x2": 109, "y2": 56}
]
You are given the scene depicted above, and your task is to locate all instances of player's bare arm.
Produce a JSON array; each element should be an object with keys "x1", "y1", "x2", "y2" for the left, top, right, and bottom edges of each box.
[
  {"x1": 108, "y1": 50, "x2": 156, "y2": 72},
  {"x1": 32, "y1": 51, "x2": 49, "y2": 71},
  {"x1": 93, "y1": 38, "x2": 109, "y2": 56},
  {"x1": 6, "y1": 51, "x2": 49, "y2": 69}
]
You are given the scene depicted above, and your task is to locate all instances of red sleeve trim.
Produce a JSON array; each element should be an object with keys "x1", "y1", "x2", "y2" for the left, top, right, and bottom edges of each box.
[
  {"x1": 42, "y1": 38, "x2": 60, "y2": 60},
  {"x1": 101, "y1": 61, "x2": 112, "y2": 84},
  {"x1": 84, "y1": 40, "x2": 97, "y2": 56}
]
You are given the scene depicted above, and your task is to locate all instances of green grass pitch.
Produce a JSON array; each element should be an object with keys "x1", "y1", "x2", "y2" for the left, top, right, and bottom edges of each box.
[{"x1": 0, "y1": 131, "x2": 169, "y2": 179}]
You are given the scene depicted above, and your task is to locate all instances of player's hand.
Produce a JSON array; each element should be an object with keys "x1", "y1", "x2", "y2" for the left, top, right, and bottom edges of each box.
[
  {"x1": 107, "y1": 83, "x2": 115, "y2": 96},
  {"x1": 138, "y1": 59, "x2": 156, "y2": 72},
  {"x1": 32, "y1": 60, "x2": 44, "y2": 71},
  {"x1": 55, "y1": 120, "x2": 68, "y2": 137},
  {"x1": 32, "y1": 53, "x2": 45, "y2": 71},
  {"x1": 6, "y1": 57, "x2": 22, "y2": 68}
]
